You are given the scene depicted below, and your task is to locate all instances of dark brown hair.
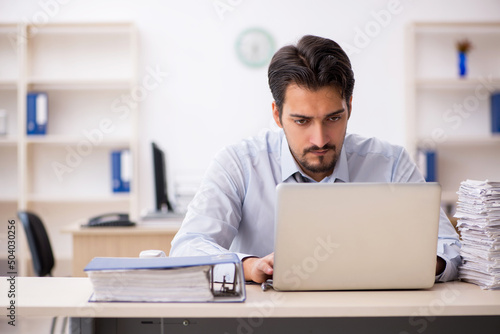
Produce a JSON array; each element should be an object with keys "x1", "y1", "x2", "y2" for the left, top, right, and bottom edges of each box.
[{"x1": 268, "y1": 35, "x2": 355, "y2": 119}]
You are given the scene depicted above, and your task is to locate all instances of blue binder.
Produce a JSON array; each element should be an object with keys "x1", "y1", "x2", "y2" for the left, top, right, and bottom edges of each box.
[
  {"x1": 111, "y1": 150, "x2": 131, "y2": 193},
  {"x1": 84, "y1": 253, "x2": 246, "y2": 302},
  {"x1": 492, "y1": 92, "x2": 500, "y2": 134},
  {"x1": 418, "y1": 149, "x2": 437, "y2": 182},
  {"x1": 85, "y1": 253, "x2": 241, "y2": 271},
  {"x1": 27, "y1": 92, "x2": 48, "y2": 135}
]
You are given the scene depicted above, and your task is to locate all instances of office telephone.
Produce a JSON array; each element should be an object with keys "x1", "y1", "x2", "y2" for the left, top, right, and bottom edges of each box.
[{"x1": 85, "y1": 213, "x2": 135, "y2": 227}]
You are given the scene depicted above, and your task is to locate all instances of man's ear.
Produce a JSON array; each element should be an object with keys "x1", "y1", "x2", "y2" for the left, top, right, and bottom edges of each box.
[
  {"x1": 272, "y1": 101, "x2": 283, "y2": 128},
  {"x1": 347, "y1": 95, "x2": 353, "y2": 119}
]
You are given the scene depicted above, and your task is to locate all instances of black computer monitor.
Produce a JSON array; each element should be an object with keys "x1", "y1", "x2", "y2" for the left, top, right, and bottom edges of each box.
[{"x1": 152, "y1": 142, "x2": 173, "y2": 212}]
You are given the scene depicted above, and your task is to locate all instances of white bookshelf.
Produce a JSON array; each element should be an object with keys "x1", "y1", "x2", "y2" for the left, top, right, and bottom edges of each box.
[
  {"x1": 406, "y1": 22, "x2": 500, "y2": 208},
  {"x1": 0, "y1": 22, "x2": 138, "y2": 276},
  {"x1": 0, "y1": 23, "x2": 19, "y2": 210}
]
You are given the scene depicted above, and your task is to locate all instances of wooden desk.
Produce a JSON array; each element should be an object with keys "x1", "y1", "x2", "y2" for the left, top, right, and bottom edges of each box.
[
  {"x1": 62, "y1": 223, "x2": 181, "y2": 277},
  {"x1": 1, "y1": 278, "x2": 500, "y2": 333}
]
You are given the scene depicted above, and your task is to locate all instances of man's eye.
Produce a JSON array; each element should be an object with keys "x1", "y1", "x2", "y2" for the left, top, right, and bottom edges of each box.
[
  {"x1": 327, "y1": 116, "x2": 341, "y2": 122},
  {"x1": 294, "y1": 119, "x2": 308, "y2": 125}
]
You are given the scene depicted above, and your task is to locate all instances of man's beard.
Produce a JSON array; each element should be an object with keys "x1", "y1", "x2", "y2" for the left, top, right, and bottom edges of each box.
[{"x1": 292, "y1": 143, "x2": 340, "y2": 176}]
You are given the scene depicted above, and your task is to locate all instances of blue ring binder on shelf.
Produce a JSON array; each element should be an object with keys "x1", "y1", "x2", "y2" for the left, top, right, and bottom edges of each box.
[
  {"x1": 27, "y1": 92, "x2": 48, "y2": 135},
  {"x1": 492, "y1": 92, "x2": 500, "y2": 134},
  {"x1": 111, "y1": 150, "x2": 131, "y2": 193},
  {"x1": 417, "y1": 149, "x2": 437, "y2": 182}
]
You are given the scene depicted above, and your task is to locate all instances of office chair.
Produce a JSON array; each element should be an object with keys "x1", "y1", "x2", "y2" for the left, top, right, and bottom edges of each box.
[
  {"x1": 18, "y1": 211, "x2": 66, "y2": 334},
  {"x1": 17, "y1": 211, "x2": 55, "y2": 277}
]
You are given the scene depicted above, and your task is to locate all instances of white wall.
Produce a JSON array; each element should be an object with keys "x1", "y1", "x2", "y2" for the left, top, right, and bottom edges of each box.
[{"x1": 2, "y1": 0, "x2": 500, "y2": 214}]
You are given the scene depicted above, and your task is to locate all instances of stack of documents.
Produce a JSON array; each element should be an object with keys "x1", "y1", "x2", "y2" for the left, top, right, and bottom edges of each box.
[
  {"x1": 84, "y1": 254, "x2": 246, "y2": 302},
  {"x1": 455, "y1": 179, "x2": 500, "y2": 289}
]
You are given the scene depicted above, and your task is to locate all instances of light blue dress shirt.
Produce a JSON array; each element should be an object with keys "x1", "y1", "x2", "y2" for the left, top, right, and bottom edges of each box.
[{"x1": 170, "y1": 129, "x2": 462, "y2": 282}]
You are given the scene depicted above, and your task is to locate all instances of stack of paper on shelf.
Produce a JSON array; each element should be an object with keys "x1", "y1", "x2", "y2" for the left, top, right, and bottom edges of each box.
[
  {"x1": 84, "y1": 253, "x2": 246, "y2": 302},
  {"x1": 455, "y1": 179, "x2": 500, "y2": 290}
]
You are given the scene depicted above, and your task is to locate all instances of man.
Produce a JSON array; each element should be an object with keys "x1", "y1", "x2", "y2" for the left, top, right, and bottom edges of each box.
[{"x1": 170, "y1": 35, "x2": 461, "y2": 284}]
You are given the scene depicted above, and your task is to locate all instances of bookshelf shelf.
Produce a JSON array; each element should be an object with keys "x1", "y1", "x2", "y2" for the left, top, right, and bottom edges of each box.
[
  {"x1": 27, "y1": 193, "x2": 131, "y2": 204},
  {"x1": 30, "y1": 22, "x2": 134, "y2": 35},
  {"x1": 0, "y1": 135, "x2": 18, "y2": 145},
  {"x1": 413, "y1": 21, "x2": 500, "y2": 34},
  {"x1": 0, "y1": 196, "x2": 17, "y2": 202},
  {"x1": 0, "y1": 80, "x2": 17, "y2": 89},
  {"x1": 25, "y1": 135, "x2": 130, "y2": 146},
  {"x1": 416, "y1": 77, "x2": 500, "y2": 90},
  {"x1": 27, "y1": 78, "x2": 132, "y2": 91},
  {"x1": 417, "y1": 135, "x2": 500, "y2": 147}
]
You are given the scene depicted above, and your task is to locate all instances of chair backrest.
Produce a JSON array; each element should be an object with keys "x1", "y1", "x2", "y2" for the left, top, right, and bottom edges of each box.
[{"x1": 17, "y1": 211, "x2": 55, "y2": 277}]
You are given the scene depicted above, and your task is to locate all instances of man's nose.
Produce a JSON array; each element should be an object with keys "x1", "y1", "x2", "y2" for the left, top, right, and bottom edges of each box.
[{"x1": 310, "y1": 123, "x2": 329, "y2": 148}]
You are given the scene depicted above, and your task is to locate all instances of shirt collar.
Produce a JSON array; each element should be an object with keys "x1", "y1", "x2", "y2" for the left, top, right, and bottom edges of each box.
[
  {"x1": 280, "y1": 134, "x2": 350, "y2": 183},
  {"x1": 330, "y1": 143, "x2": 349, "y2": 183},
  {"x1": 280, "y1": 135, "x2": 301, "y2": 182}
]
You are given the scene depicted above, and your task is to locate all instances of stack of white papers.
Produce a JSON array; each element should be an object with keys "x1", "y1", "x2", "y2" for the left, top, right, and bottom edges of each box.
[
  {"x1": 88, "y1": 265, "x2": 214, "y2": 302},
  {"x1": 455, "y1": 179, "x2": 500, "y2": 290}
]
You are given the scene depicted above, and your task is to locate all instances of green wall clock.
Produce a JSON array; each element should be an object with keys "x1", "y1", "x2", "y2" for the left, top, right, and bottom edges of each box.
[{"x1": 235, "y1": 28, "x2": 275, "y2": 68}]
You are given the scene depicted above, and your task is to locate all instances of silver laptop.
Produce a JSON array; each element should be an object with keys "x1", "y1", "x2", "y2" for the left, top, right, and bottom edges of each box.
[{"x1": 273, "y1": 182, "x2": 441, "y2": 291}]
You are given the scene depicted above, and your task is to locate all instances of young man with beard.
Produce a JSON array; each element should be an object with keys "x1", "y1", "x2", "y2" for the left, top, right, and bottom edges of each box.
[{"x1": 170, "y1": 35, "x2": 461, "y2": 284}]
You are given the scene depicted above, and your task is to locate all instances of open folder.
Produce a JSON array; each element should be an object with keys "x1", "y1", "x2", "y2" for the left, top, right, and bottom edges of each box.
[{"x1": 84, "y1": 253, "x2": 246, "y2": 302}]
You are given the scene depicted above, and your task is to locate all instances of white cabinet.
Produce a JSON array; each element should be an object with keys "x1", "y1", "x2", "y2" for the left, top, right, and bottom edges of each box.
[
  {"x1": 0, "y1": 22, "x2": 138, "y2": 275},
  {"x1": 406, "y1": 22, "x2": 500, "y2": 209}
]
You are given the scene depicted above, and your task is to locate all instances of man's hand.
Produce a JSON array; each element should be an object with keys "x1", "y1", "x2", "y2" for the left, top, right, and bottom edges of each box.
[
  {"x1": 242, "y1": 253, "x2": 274, "y2": 283},
  {"x1": 436, "y1": 256, "x2": 446, "y2": 276}
]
